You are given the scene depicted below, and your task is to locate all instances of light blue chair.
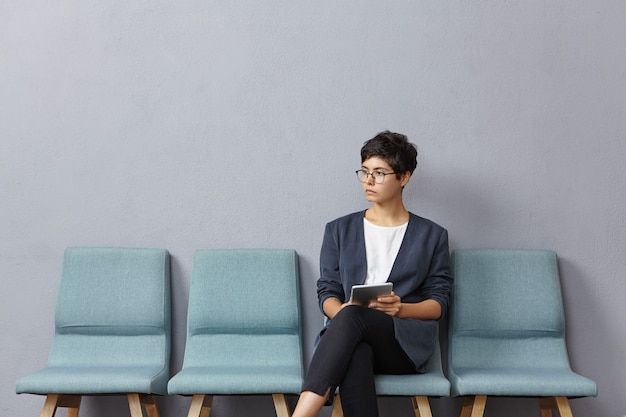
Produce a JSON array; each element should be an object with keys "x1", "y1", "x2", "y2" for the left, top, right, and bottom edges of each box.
[
  {"x1": 448, "y1": 249, "x2": 597, "y2": 417},
  {"x1": 331, "y1": 327, "x2": 450, "y2": 417},
  {"x1": 16, "y1": 247, "x2": 171, "y2": 417},
  {"x1": 167, "y1": 249, "x2": 303, "y2": 417}
]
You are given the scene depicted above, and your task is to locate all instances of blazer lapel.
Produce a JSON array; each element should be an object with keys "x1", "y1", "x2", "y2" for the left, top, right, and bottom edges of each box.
[
  {"x1": 353, "y1": 213, "x2": 368, "y2": 285},
  {"x1": 387, "y1": 214, "x2": 414, "y2": 284}
]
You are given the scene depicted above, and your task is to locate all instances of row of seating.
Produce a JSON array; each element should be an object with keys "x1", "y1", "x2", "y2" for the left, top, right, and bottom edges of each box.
[{"x1": 15, "y1": 247, "x2": 596, "y2": 417}]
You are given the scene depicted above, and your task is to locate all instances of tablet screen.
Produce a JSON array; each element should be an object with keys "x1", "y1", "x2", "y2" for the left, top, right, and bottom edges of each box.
[{"x1": 349, "y1": 282, "x2": 393, "y2": 305}]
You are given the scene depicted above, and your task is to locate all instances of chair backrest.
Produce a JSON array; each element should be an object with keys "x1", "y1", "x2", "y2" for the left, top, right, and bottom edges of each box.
[
  {"x1": 449, "y1": 249, "x2": 572, "y2": 370},
  {"x1": 48, "y1": 247, "x2": 171, "y2": 371},
  {"x1": 182, "y1": 249, "x2": 302, "y2": 371}
]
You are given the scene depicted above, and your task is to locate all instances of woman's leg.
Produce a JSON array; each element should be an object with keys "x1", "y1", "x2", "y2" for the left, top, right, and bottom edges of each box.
[
  {"x1": 337, "y1": 309, "x2": 416, "y2": 417},
  {"x1": 291, "y1": 388, "x2": 331, "y2": 417},
  {"x1": 295, "y1": 305, "x2": 416, "y2": 417},
  {"x1": 337, "y1": 342, "x2": 378, "y2": 417}
]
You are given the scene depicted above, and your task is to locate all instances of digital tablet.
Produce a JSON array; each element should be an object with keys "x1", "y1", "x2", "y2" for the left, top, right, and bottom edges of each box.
[{"x1": 349, "y1": 282, "x2": 393, "y2": 305}]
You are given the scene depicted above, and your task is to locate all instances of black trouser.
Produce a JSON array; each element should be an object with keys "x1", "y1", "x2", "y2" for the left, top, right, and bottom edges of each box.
[{"x1": 302, "y1": 305, "x2": 417, "y2": 417}]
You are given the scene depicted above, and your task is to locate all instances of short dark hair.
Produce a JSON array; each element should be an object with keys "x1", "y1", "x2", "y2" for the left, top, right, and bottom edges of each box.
[{"x1": 361, "y1": 131, "x2": 418, "y2": 178}]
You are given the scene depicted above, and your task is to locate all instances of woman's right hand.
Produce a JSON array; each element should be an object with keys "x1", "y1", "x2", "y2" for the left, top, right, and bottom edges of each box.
[{"x1": 322, "y1": 297, "x2": 352, "y2": 319}]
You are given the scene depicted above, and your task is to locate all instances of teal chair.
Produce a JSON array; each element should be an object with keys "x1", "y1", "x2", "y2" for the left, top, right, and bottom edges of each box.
[
  {"x1": 331, "y1": 327, "x2": 450, "y2": 417},
  {"x1": 448, "y1": 249, "x2": 597, "y2": 417},
  {"x1": 167, "y1": 249, "x2": 303, "y2": 417},
  {"x1": 16, "y1": 247, "x2": 171, "y2": 417}
]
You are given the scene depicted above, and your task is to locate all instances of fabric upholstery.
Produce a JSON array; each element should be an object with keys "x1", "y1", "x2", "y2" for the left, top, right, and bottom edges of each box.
[
  {"x1": 448, "y1": 249, "x2": 597, "y2": 397},
  {"x1": 16, "y1": 247, "x2": 171, "y2": 395},
  {"x1": 167, "y1": 249, "x2": 303, "y2": 395}
]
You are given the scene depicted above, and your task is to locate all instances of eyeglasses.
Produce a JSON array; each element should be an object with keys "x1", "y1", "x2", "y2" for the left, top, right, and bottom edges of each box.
[{"x1": 355, "y1": 169, "x2": 397, "y2": 184}]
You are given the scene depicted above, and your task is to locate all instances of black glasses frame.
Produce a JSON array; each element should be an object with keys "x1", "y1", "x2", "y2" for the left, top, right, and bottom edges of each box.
[{"x1": 355, "y1": 169, "x2": 397, "y2": 184}]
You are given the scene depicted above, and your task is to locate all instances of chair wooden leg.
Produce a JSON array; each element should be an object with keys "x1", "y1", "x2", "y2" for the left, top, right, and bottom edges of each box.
[
  {"x1": 331, "y1": 394, "x2": 344, "y2": 417},
  {"x1": 538, "y1": 397, "x2": 556, "y2": 417},
  {"x1": 41, "y1": 394, "x2": 81, "y2": 417},
  {"x1": 128, "y1": 394, "x2": 145, "y2": 417},
  {"x1": 41, "y1": 394, "x2": 60, "y2": 417},
  {"x1": 411, "y1": 395, "x2": 432, "y2": 417},
  {"x1": 460, "y1": 395, "x2": 487, "y2": 417},
  {"x1": 60, "y1": 395, "x2": 81, "y2": 417},
  {"x1": 538, "y1": 396, "x2": 573, "y2": 417},
  {"x1": 139, "y1": 394, "x2": 161, "y2": 417},
  {"x1": 554, "y1": 397, "x2": 574, "y2": 417},
  {"x1": 272, "y1": 394, "x2": 291, "y2": 417},
  {"x1": 188, "y1": 394, "x2": 213, "y2": 417}
]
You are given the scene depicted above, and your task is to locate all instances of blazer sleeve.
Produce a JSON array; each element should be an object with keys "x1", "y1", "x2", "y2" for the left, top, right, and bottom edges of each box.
[
  {"x1": 419, "y1": 227, "x2": 453, "y2": 317},
  {"x1": 316, "y1": 221, "x2": 346, "y2": 313}
]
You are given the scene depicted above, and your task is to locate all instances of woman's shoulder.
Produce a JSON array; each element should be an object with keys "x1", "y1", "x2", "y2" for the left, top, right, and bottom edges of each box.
[
  {"x1": 326, "y1": 210, "x2": 366, "y2": 228},
  {"x1": 408, "y1": 212, "x2": 448, "y2": 233}
]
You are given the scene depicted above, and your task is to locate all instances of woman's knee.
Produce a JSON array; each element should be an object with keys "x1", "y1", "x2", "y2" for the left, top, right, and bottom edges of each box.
[
  {"x1": 333, "y1": 305, "x2": 392, "y2": 331},
  {"x1": 334, "y1": 304, "x2": 368, "y2": 322},
  {"x1": 327, "y1": 305, "x2": 369, "y2": 333}
]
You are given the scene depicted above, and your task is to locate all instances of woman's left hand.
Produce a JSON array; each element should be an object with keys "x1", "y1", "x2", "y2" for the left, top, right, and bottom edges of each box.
[{"x1": 368, "y1": 291, "x2": 402, "y2": 317}]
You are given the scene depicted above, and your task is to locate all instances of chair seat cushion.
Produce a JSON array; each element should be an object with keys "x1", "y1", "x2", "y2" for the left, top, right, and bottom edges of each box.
[
  {"x1": 15, "y1": 365, "x2": 169, "y2": 395},
  {"x1": 167, "y1": 365, "x2": 303, "y2": 395},
  {"x1": 374, "y1": 372, "x2": 450, "y2": 397},
  {"x1": 450, "y1": 367, "x2": 598, "y2": 397}
]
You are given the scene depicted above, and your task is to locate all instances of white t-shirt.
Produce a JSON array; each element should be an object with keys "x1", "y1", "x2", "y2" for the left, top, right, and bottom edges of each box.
[{"x1": 363, "y1": 218, "x2": 408, "y2": 285}]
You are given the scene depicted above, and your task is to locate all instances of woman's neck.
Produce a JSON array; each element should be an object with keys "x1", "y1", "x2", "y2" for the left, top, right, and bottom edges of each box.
[{"x1": 364, "y1": 203, "x2": 409, "y2": 227}]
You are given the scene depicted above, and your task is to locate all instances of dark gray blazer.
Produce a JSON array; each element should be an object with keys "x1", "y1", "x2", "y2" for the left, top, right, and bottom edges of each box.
[{"x1": 316, "y1": 210, "x2": 453, "y2": 370}]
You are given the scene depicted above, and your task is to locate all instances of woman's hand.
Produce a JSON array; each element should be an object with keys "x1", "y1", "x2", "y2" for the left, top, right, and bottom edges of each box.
[
  {"x1": 323, "y1": 297, "x2": 354, "y2": 319},
  {"x1": 368, "y1": 291, "x2": 402, "y2": 316}
]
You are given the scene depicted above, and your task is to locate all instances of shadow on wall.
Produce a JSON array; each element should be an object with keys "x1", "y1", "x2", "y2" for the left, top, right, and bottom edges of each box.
[
  {"x1": 167, "y1": 254, "x2": 190, "y2": 385},
  {"x1": 557, "y1": 257, "x2": 607, "y2": 416}
]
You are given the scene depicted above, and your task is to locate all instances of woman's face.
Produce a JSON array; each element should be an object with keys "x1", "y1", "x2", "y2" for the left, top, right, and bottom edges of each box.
[{"x1": 360, "y1": 156, "x2": 410, "y2": 204}]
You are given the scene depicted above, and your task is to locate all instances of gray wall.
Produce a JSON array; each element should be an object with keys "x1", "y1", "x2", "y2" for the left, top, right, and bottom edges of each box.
[{"x1": 2, "y1": 1, "x2": 624, "y2": 416}]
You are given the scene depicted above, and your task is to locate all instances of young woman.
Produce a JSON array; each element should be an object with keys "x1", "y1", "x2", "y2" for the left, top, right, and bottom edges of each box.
[{"x1": 292, "y1": 131, "x2": 453, "y2": 417}]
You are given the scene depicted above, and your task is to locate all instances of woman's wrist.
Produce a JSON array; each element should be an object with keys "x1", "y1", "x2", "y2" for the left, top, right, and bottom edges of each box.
[
  {"x1": 396, "y1": 302, "x2": 405, "y2": 318},
  {"x1": 323, "y1": 297, "x2": 345, "y2": 319},
  {"x1": 395, "y1": 300, "x2": 442, "y2": 320}
]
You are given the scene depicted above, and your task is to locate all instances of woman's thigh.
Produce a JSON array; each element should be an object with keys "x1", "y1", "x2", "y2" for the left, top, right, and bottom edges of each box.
[{"x1": 329, "y1": 305, "x2": 415, "y2": 374}]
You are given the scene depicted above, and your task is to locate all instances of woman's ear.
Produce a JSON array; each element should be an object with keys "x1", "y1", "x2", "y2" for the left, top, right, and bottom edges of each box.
[{"x1": 400, "y1": 171, "x2": 411, "y2": 187}]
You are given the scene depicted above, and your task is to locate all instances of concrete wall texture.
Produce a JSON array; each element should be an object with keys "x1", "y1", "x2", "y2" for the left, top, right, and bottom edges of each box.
[{"x1": 2, "y1": 1, "x2": 625, "y2": 416}]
